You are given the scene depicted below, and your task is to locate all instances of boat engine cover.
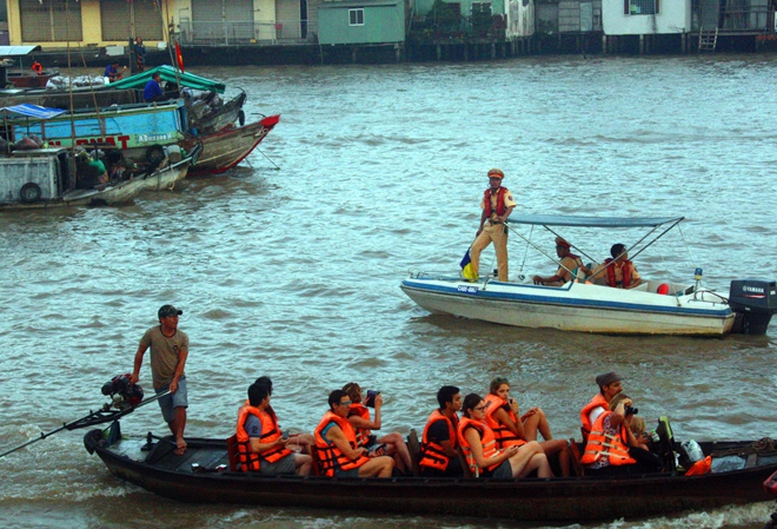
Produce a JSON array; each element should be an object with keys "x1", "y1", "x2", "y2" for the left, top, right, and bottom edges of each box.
[{"x1": 729, "y1": 280, "x2": 777, "y2": 335}]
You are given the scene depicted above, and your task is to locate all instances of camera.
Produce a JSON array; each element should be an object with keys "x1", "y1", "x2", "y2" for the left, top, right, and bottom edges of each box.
[
  {"x1": 364, "y1": 390, "x2": 380, "y2": 408},
  {"x1": 624, "y1": 405, "x2": 639, "y2": 416}
]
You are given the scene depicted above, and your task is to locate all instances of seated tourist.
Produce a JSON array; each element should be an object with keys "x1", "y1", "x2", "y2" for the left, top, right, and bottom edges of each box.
[
  {"x1": 532, "y1": 237, "x2": 593, "y2": 286},
  {"x1": 254, "y1": 375, "x2": 314, "y2": 454},
  {"x1": 235, "y1": 382, "x2": 312, "y2": 475},
  {"x1": 457, "y1": 393, "x2": 552, "y2": 479},
  {"x1": 314, "y1": 390, "x2": 394, "y2": 478},
  {"x1": 581, "y1": 393, "x2": 662, "y2": 476},
  {"x1": 484, "y1": 377, "x2": 571, "y2": 476},
  {"x1": 591, "y1": 243, "x2": 643, "y2": 289},
  {"x1": 342, "y1": 382, "x2": 412, "y2": 474},
  {"x1": 418, "y1": 385, "x2": 464, "y2": 477}
]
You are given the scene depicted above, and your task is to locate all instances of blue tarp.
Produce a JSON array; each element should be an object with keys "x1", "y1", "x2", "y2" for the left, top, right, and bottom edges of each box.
[
  {"x1": 506, "y1": 214, "x2": 684, "y2": 228},
  {"x1": 0, "y1": 103, "x2": 66, "y2": 120}
]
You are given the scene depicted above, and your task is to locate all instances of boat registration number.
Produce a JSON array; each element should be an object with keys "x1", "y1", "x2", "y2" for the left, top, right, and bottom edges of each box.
[{"x1": 457, "y1": 285, "x2": 479, "y2": 294}]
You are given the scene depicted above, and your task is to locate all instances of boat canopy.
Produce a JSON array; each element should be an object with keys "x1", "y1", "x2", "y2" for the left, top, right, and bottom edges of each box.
[
  {"x1": 0, "y1": 45, "x2": 42, "y2": 57},
  {"x1": 506, "y1": 214, "x2": 684, "y2": 228},
  {"x1": 0, "y1": 103, "x2": 66, "y2": 119},
  {"x1": 108, "y1": 65, "x2": 226, "y2": 94}
]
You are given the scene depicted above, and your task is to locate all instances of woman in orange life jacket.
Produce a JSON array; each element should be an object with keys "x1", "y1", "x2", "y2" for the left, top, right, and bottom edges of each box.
[
  {"x1": 314, "y1": 389, "x2": 394, "y2": 478},
  {"x1": 484, "y1": 377, "x2": 572, "y2": 477},
  {"x1": 581, "y1": 393, "x2": 661, "y2": 476},
  {"x1": 235, "y1": 382, "x2": 313, "y2": 475},
  {"x1": 458, "y1": 393, "x2": 552, "y2": 479},
  {"x1": 342, "y1": 382, "x2": 412, "y2": 474},
  {"x1": 254, "y1": 375, "x2": 314, "y2": 454}
]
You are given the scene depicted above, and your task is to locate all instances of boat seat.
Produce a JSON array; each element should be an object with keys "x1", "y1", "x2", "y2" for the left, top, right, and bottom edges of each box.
[
  {"x1": 568, "y1": 438, "x2": 585, "y2": 477},
  {"x1": 310, "y1": 446, "x2": 323, "y2": 476},
  {"x1": 406, "y1": 428, "x2": 421, "y2": 477},
  {"x1": 458, "y1": 448, "x2": 474, "y2": 478},
  {"x1": 226, "y1": 434, "x2": 239, "y2": 472},
  {"x1": 655, "y1": 416, "x2": 677, "y2": 472}
]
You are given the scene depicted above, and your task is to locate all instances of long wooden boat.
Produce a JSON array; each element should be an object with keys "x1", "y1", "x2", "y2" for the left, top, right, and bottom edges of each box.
[
  {"x1": 402, "y1": 215, "x2": 777, "y2": 336},
  {"x1": 0, "y1": 143, "x2": 201, "y2": 209},
  {"x1": 183, "y1": 115, "x2": 280, "y2": 176},
  {"x1": 7, "y1": 70, "x2": 59, "y2": 89},
  {"x1": 0, "y1": 65, "x2": 243, "y2": 136},
  {"x1": 3, "y1": 103, "x2": 277, "y2": 175},
  {"x1": 84, "y1": 420, "x2": 777, "y2": 522}
]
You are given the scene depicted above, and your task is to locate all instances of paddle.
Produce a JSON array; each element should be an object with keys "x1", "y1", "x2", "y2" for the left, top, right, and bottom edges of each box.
[{"x1": 0, "y1": 388, "x2": 171, "y2": 459}]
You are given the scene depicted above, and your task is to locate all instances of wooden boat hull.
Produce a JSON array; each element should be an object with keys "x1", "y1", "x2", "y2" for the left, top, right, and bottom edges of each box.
[
  {"x1": 185, "y1": 115, "x2": 279, "y2": 176},
  {"x1": 0, "y1": 144, "x2": 200, "y2": 209},
  {"x1": 401, "y1": 275, "x2": 736, "y2": 335},
  {"x1": 7, "y1": 71, "x2": 58, "y2": 89},
  {"x1": 84, "y1": 425, "x2": 776, "y2": 522}
]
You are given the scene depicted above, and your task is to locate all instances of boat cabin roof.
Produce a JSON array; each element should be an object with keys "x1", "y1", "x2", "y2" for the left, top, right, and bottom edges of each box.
[
  {"x1": 0, "y1": 45, "x2": 42, "y2": 57},
  {"x1": 506, "y1": 214, "x2": 684, "y2": 228},
  {"x1": 109, "y1": 65, "x2": 227, "y2": 94}
]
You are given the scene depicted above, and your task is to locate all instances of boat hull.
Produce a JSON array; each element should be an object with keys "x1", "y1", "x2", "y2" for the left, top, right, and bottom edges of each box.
[
  {"x1": 401, "y1": 275, "x2": 735, "y2": 335},
  {"x1": 185, "y1": 115, "x2": 279, "y2": 175},
  {"x1": 85, "y1": 428, "x2": 775, "y2": 522}
]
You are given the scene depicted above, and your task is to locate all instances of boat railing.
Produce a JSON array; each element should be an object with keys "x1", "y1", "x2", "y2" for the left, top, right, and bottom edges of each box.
[{"x1": 181, "y1": 20, "x2": 320, "y2": 47}]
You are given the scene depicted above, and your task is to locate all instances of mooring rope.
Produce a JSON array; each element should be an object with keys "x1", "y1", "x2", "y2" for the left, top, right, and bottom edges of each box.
[{"x1": 711, "y1": 437, "x2": 777, "y2": 458}]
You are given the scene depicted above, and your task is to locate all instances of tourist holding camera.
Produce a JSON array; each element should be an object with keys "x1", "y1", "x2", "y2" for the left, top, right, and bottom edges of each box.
[
  {"x1": 580, "y1": 393, "x2": 662, "y2": 476},
  {"x1": 342, "y1": 382, "x2": 413, "y2": 475}
]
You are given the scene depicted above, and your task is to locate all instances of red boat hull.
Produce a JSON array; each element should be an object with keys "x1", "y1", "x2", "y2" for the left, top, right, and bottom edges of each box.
[{"x1": 185, "y1": 114, "x2": 279, "y2": 176}]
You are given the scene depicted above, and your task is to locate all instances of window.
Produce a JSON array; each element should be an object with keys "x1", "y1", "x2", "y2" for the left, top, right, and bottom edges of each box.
[
  {"x1": 624, "y1": 0, "x2": 659, "y2": 15},
  {"x1": 349, "y1": 8, "x2": 364, "y2": 26}
]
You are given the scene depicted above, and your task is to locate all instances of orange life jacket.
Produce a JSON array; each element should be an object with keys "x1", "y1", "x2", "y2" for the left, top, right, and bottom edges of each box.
[
  {"x1": 314, "y1": 411, "x2": 370, "y2": 477},
  {"x1": 419, "y1": 409, "x2": 459, "y2": 471},
  {"x1": 457, "y1": 417, "x2": 501, "y2": 476},
  {"x1": 483, "y1": 187, "x2": 508, "y2": 218},
  {"x1": 483, "y1": 394, "x2": 527, "y2": 449},
  {"x1": 604, "y1": 258, "x2": 633, "y2": 288},
  {"x1": 347, "y1": 402, "x2": 372, "y2": 447},
  {"x1": 580, "y1": 393, "x2": 609, "y2": 438},
  {"x1": 235, "y1": 405, "x2": 292, "y2": 472},
  {"x1": 31, "y1": 61, "x2": 43, "y2": 74},
  {"x1": 580, "y1": 411, "x2": 636, "y2": 466}
]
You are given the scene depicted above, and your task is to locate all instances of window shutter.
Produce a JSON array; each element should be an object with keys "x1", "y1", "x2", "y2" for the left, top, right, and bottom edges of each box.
[
  {"x1": 624, "y1": 0, "x2": 629, "y2": 14},
  {"x1": 655, "y1": 0, "x2": 659, "y2": 13}
]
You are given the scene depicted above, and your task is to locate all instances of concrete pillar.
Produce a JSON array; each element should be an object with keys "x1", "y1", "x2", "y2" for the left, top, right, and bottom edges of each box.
[{"x1": 602, "y1": 34, "x2": 608, "y2": 54}]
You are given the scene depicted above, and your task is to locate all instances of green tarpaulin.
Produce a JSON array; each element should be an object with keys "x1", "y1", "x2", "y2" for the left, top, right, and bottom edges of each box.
[{"x1": 109, "y1": 65, "x2": 226, "y2": 94}]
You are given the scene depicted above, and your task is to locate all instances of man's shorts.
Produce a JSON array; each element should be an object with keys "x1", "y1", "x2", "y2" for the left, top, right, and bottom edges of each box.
[
  {"x1": 259, "y1": 453, "x2": 297, "y2": 475},
  {"x1": 156, "y1": 377, "x2": 188, "y2": 424}
]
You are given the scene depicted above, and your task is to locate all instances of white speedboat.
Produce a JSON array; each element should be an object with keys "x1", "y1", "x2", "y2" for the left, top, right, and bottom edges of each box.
[{"x1": 401, "y1": 215, "x2": 776, "y2": 336}]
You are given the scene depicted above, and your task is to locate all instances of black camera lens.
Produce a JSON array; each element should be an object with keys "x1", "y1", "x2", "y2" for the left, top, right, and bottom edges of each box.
[{"x1": 624, "y1": 405, "x2": 639, "y2": 415}]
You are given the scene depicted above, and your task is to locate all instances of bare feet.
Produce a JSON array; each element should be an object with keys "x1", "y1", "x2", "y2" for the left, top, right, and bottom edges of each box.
[{"x1": 174, "y1": 437, "x2": 187, "y2": 455}]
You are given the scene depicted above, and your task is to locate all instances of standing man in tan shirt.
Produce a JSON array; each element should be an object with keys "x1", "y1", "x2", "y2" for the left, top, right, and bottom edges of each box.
[
  {"x1": 131, "y1": 304, "x2": 189, "y2": 455},
  {"x1": 470, "y1": 168, "x2": 516, "y2": 281}
]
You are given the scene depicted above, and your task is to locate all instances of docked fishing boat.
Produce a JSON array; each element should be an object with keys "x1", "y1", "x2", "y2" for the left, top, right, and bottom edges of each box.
[
  {"x1": 83, "y1": 419, "x2": 777, "y2": 522},
  {"x1": 0, "y1": 65, "x2": 246, "y2": 136},
  {"x1": 401, "y1": 215, "x2": 777, "y2": 336},
  {"x1": 0, "y1": 143, "x2": 201, "y2": 209},
  {"x1": 2, "y1": 102, "x2": 278, "y2": 175},
  {"x1": 183, "y1": 115, "x2": 280, "y2": 176}
]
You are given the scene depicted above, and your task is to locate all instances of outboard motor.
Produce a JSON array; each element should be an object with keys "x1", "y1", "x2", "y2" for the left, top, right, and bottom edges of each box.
[{"x1": 729, "y1": 280, "x2": 777, "y2": 335}]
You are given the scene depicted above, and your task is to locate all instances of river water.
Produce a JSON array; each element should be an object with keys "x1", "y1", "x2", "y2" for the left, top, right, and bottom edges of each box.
[{"x1": 1, "y1": 55, "x2": 776, "y2": 529}]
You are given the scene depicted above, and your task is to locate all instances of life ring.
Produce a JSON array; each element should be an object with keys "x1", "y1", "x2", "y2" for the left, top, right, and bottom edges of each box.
[
  {"x1": 238, "y1": 109, "x2": 245, "y2": 127},
  {"x1": 20, "y1": 182, "x2": 42, "y2": 204},
  {"x1": 145, "y1": 144, "x2": 166, "y2": 164}
]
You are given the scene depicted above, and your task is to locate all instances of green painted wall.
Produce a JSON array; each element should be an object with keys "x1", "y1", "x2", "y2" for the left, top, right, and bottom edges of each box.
[{"x1": 318, "y1": 1, "x2": 405, "y2": 45}]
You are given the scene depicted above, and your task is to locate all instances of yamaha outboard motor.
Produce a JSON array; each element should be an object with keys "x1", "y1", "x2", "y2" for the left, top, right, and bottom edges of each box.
[{"x1": 729, "y1": 280, "x2": 777, "y2": 335}]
